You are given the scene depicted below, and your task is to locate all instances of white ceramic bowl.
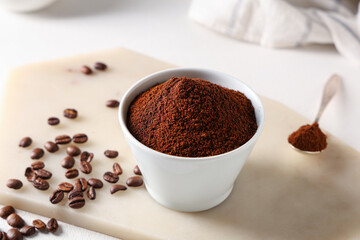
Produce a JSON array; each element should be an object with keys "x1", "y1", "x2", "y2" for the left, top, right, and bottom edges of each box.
[
  {"x1": 0, "y1": 0, "x2": 57, "y2": 12},
  {"x1": 119, "y1": 68, "x2": 265, "y2": 212}
]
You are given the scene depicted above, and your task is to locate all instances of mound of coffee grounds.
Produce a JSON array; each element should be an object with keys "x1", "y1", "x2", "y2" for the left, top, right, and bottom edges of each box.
[
  {"x1": 288, "y1": 122, "x2": 327, "y2": 152},
  {"x1": 127, "y1": 77, "x2": 258, "y2": 157}
]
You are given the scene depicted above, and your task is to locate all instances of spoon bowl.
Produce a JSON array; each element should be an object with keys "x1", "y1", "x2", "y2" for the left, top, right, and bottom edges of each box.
[{"x1": 289, "y1": 142, "x2": 321, "y2": 154}]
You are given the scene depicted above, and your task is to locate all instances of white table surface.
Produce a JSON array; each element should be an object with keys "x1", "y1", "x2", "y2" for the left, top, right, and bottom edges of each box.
[{"x1": 0, "y1": 0, "x2": 359, "y2": 239}]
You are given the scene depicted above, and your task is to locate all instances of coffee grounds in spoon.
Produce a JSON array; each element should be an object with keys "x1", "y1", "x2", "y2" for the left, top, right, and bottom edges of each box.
[
  {"x1": 127, "y1": 76, "x2": 258, "y2": 157},
  {"x1": 288, "y1": 122, "x2": 327, "y2": 152}
]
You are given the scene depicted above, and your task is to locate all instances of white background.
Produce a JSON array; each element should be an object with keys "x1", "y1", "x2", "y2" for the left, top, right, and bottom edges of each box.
[{"x1": 0, "y1": 0, "x2": 359, "y2": 239}]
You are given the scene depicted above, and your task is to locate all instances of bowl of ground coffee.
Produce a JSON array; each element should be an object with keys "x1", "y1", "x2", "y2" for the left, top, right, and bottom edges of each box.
[{"x1": 119, "y1": 68, "x2": 265, "y2": 212}]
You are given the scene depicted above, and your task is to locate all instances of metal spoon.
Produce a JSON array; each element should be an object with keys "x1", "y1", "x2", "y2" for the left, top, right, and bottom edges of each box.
[{"x1": 289, "y1": 74, "x2": 341, "y2": 153}]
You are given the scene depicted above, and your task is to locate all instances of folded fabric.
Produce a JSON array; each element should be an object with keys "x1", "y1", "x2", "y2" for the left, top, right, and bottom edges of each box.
[{"x1": 189, "y1": 0, "x2": 360, "y2": 62}]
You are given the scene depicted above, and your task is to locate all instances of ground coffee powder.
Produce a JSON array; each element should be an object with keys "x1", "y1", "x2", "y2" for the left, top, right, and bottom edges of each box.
[
  {"x1": 127, "y1": 77, "x2": 258, "y2": 157},
  {"x1": 288, "y1": 122, "x2": 327, "y2": 152}
]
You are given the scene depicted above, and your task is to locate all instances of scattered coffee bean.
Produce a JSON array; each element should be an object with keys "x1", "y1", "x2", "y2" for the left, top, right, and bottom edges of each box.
[
  {"x1": 134, "y1": 165, "x2": 142, "y2": 175},
  {"x1": 55, "y1": 135, "x2": 72, "y2": 145},
  {"x1": 7, "y1": 213, "x2": 25, "y2": 228},
  {"x1": 30, "y1": 148, "x2": 44, "y2": 160},
  {"x1": 66, "y1": 145, "x2": 81, "y2": 156},
  {"x1": 47, "y1": 117, "x2": 60, "y2": 126},
  {"x1": 58, "y1": 182, "x2": 74, "y2": 192},
  {"x1": 49, "y1": 190, "x2": 64, "y2": 204},
  {"x1": 0, "y1": 231, "x2": 7, "y2": 240},
  {"x1": 104, "y1": 150, "x2": 118, "y2": 159},
  {"x1": 47, "y1": 218, "x2": 58, "y2": 233},
  {"x1": 6, "y1": 229, "x2": 22, "y2": 240},
  {"x1": 68, "y1": 189, "x2": 83, "y2": 200},
  {"x1": 72, "y1": 133, "x2": 88, "y2": 144},
  {"x1": 64, "y1": 108, "x2": 78, "y2": 119},
  {"x1": 87, "y1": 186, "x2": 96, "y2": 200},
  {"x1": 81, "y1": 65, "x2": 92, "y2": 75},
  {"x1": 106, "y1": 100, "x2": 119, "y2": 108},
  {"x1": 65, "y1": 168, "x2": 79, "y2": 179},
  {"x1": 103, "y1": 172, "x2": 119, "y2": 183},
  {"x1": 110, "y1": 184, "x2": 127, "y2": 194},
  {"x1": 34, "y1": 169, "x2": 52, "y2": 180},
  {"x1": 79, "y1": 161, "x2": 92, "y2": 174},
  {"x1": 94, "y1": 62, "x2": 107, "y2": 71},
  {"x1": 113, "y1": 163, "x2": 122, "y2": 175},
  {"x1": 75, "y1": 178, "x2": 88, "y2": 191},
  {"x1": 32, "y1": 178, "x2": 49, "y2": 191},
  {"x1": 6, "y1": 179, "x2": 22, "y2": 190},
  {"x1": 80, "y1": 151, "x2": 93, "y2": 162},
  {"x1": 87, "y1": 178, "x2": 103, "y2": 189},
  {"x1": 19, "y1": 226, "x2": 35, "y2": 237},
  {"x1": 61, "y1": 156, "x2": 75, "y2": 169},
  {"x1": 32, "y1": 219, "x2": 46, "y2": 231},
  {"x1": 0, "y1": 206, "x2": 15, "y2": 219},
  {"x1": 44, "y1": 141, "x2": 59, "y2": 153},
  {"x1": 31, "y1": 161, "x2": 45, "y2": 170},
  {"x1": 126, "y1": 176, "x2": 143, "y2": 187},
  {"x1": 68, "y1": 196, "x2": 85, "y2": 209},
  {"x1": 24, "y1": 168, "x2": 36, "y2": 182},
  {"x1": 19, "y1": 137, "x2": 32, "y2": 148}
]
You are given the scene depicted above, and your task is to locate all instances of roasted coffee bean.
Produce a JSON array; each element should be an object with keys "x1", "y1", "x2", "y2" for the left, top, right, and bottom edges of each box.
[
  {"x1": 75, "y1": 178, "x2": 88, "y2": 191},
  {"x1": 58, "y1": 182, "x2": 74, "y2": 192},
  {"x1": 113, "y1": 163, "x2": 122, "y2": 175},
  {"x1": 68, "y1": 189, "x2": 83, "y2": 200},
  {"x1": 47, "y1": 117, "x2": 60, "y2": 126},
  {"x1": 49, "y1": 189, "x2": 64, "y2": 204},
  {"x1": 31, "y1": 161, "x2": 45, "y2": 170},
  {"x1": 80, "y1": 151, "x2": 93, "y2": 162},
  {"x1": 6, "y1": 229, "x2": 22, "y2": 240},
  {"x1": 103, "y1": 172, "x2": 119, "y2": 183},
  {"x1": 34, "y1": 169, "x2": 52, "y2": 180},
  {"x1": 19, "y1": 137, "x2": 32, "y2": 148},
  {"x1": 7, "y1": 213, "x2": 25, "y2": 228},
  {"x1": 44, "y1": 141, "x2": 59, "y2": 153},
  {"x1": 110, "y1": 184, "x2": 127, "y2": 194},
  {"x1": 61, "y1": 156, "x2": 75, "y2": 169},
  {"x1": 0, "y1": 206, "x2": 15, "y2": 219},
  {"x1": 32, "y1": 178, "x2": 49, "y2": 191},
  {"x1": 24, "y1": 168, "x2": 36, "y2": 182},
  {"x1": 106, "y1": 100, "x2": 119, "y2": 108},
  {"x1": 126, "y1": 176, "x2": 143, "y2": 187},
  {"x1": 104, "y1": 150, "x2": 118, "y2": 158},
  {"x1": 66, "y1": 145, "x2": 81, "y2": 156},
  {"x1": 81, "y1": 65, "x2": 92, "y2": 75},
  {"x1": 69, "y1": 196, "x2": 85, "y2": 209},
  {"x1": 65, "y1": 168, "x2": 79, "y2": 179},
  {"x1": 30, "y1": 148, "x2": 44, "y2": 159},
  {"x1": 19, "y1": 226, "x2": 35, "y2": 237},
  {"x1": 55, "y1": 135, "x2": 72, "y2": 144},
  {"x1": 6, "y1": 179, "x2": 22, "y2": 190},
  {"x1": 72, "y1": 133, "x2": 88, "y2": 144},
  {"x1": 79, "y1": 161, "x2": 92, "y2": 174},
  {"x1": 32, "y1": 219, "x2": 46, "y2": 231},
  {"x1": 94, "y1": 62, "x2": 107, "y2": 71},
  {"x1": 47, "y1": 218, "x2": 58, "y2": 233},
  {"x1": 134, "y1": 165, "x2": 142, "y2": 175},
  {"x1": 64, "y1": 108, "x2": 78, "y2": 119},
  {"x1": 0, "y1": 231, "x2": 7, "y2": 240},
  {"x1": 87, "y1": 186, "x2": 96, "y2": 200},
  {"x1": 87, "y1": 178, "x2": 103, "y2": 189}
]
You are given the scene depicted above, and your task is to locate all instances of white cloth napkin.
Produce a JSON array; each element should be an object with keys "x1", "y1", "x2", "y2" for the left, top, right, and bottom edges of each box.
[{"x1": 189, "y1": 0, "x2": 360, "y2": 62}]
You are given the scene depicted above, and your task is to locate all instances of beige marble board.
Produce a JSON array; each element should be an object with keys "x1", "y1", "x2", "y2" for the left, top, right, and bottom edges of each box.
[{"x1": 0, "y1": 48, "x2": 359, "y2": 240}]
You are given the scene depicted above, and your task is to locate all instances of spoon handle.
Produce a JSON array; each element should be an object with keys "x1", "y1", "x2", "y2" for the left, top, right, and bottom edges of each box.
[{"x1": 314, "y1": 74, "x2": 341, "y2": 123}]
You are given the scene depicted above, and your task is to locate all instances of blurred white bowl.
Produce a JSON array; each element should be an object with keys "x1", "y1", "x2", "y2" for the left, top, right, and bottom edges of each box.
[{"x1": 0, "y1": 0, "x2": 57, "y2": 12}]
